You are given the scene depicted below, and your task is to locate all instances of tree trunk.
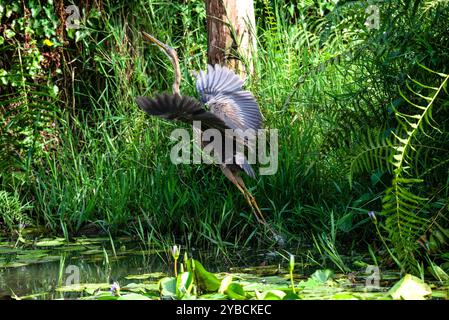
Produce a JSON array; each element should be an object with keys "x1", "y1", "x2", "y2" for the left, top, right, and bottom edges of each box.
[{"x1": 205, "y1": 0, "x2": 257, "y2": 77}]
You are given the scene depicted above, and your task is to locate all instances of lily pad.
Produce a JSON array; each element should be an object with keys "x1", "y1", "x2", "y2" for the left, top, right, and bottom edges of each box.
[
  {"x1": 332, "y1": 292, "x2": 359, "y2": 300},
  {"x1": 117, "y1": 293, "x2": 152, "y2": 300},
  {"x1": 17, "y1": 255, "x2": 61, "y2": 265},
  {"x1": 35, "y1": 238, "x2": 67, "y2": 247},
  {"x1": 58, "y1": 246, "x2": 87, "y2": 252},
  {"x1": 218, "y1": 275, "x2": 233, "y2": 294},
  {"x1": 159, "y1": 277, "x2": 177, "y2": 297},
  {"x1": 431, "y1": 290, "x2": 448, "y2": 299},
  {"x1": 311, "y1": 269, "x2": 334, "y2": 283},
  {"x1": 225, "y1": 283, "x2": 246, "y2": 300},
  {"x1": 0, "y1": 261, "x2": 29, "y2": 268},
  {"x1": 298, "y1": 278, "x2": 322, "y2": 289},
  {"x1": 73, "y1": 237, "x2": 110, "y2": 245},
  {"x1": 80, "y1": 292, "x2": 118, "y2": 300},
  {"x1": 176, "y1": 272, "x2": 194, "y2": 298},
  {"x1": 122, "y1": 283, "x2": 159, "y2": 293},
  {"x1": 56, "y1": 283, "x2": 111, "y2": 293},
  {"x1": 80, "y1": 249, "x2": 104, "y2": 255},
  {"x1": 389, "y1": 274, "x2": 432, "y2": 300},
  {"x1": 125, "y1": 272, "x2": 166, "y2": 280},
  {"x1": 283, "y1": 292, "x2": 301, "y2": 300},
  {"x1": 186, "y1": 259, "x2": 220, "y2": 292},
  {"x1": 198, "y1": 293, "x2": 227, "y2": 300},
  {"x1": 0, "y1": 247, "x2": 19, "y2": 254},
  {"x1": 255, "y1": 289, "x2": 286, "y2": 300}
]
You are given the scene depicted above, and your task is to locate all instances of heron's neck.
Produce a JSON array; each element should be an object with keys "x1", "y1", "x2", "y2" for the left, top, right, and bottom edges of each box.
[{"x1": 171, "y1": 54, "x2": 181, "y2": 95}]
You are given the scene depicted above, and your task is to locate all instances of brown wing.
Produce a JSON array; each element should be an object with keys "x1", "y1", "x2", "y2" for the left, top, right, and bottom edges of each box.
[{"x1": 136, "y1": 93, "x2": 231, "y2": 131}]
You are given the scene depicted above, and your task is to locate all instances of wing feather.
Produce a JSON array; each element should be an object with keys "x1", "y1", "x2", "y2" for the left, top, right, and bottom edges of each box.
[
  {"x1": 195, "y1": 64, "x2": 262, "y2": 131},
  {"x1": 136, "y1": 93, "x2": 230, "y2": 131}
]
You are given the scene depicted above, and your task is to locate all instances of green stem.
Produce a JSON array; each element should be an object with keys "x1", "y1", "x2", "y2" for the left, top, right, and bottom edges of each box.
[
  {"x1": 290, "y1": 270, "x2": 296, "y2": 294},
  {"x1": 174, "y1": 258, "x2": 178, "y2": 277},
  {"x1": 374, "y1": 222, "x2": 402, "y2": 268}
]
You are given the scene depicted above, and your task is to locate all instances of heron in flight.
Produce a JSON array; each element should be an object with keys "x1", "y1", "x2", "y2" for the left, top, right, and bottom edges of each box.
[{"x1": 136, "y1": 32, "x2": 267, "y2": 226}]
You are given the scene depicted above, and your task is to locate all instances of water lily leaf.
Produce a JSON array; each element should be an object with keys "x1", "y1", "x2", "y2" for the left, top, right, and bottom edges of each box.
[
  {"x1": 352, "y1": 292, "x2": 391, "y2": 300},
  {"x1": 257, "y1": 275, "x2": 289, "y2": 285},
  {"x1": 186, "y1": 259, "x2": 220, "y2": 292},
  {"x1": 242, "y1": 282, "x2": 290, "y2": 293},
  {"x1": 58, "y1": 246, "x2": 86, "y2": 252},
  {"x1": 218, "y1": 275, "x2": 233, "y2": 294},
  {"x1": 332, "y1": 292, "x2": 359, "y2": 300},
  {"x1": 35, "y1": 238, "x2": 67, "y2": 247},
  {"x1": 311, "y1": 269, "x2": 334, "y2": 283},
  {"x1": 17, "y1": 254, "x2": 60, "y2": 264},
  {"x1": 298, "y1": 278, "x2": 321, "y2": 289},
  {"x1": 0, "y1": 247, "x2": 20, "y2": 254},
  {"x1": 431, "y1": 290, "x2": 448, "y2": 299},
  {"x1": 128, "y1": 249, "x2": 166, "y2": 256},
  {"x1": 56, "y1": 283, "x2": 111, "y2": 293},
  {"x1": 81, "y1": 249, "x2": 104, "y2": 255},
  {"x1": 159, "y1": 277, "x2": 177, "y2": 297},
  {"x1": 122, "y1": 283, "x2": 159, "y2": 293},
  {"x1": 176, "y1": 272, "x2": 194, "y2": 298},
  {"x1": 389, "y1": 274, "x2": 432, "y2": 300},
  {"x1": 225, "y1": 283, "x2": 246, "y2": 300},
  {"x1": 282, "y1": 292, "x2": 301, "y2": 300},
  {"x1": 198, "y1": 293, "x2": 227, "y2": 300},
  {"x1": 80, "y1": 292, "x2": 118, "y2": 300},
  {"x1": 15, "y1": 292, "x2": 49, "y2": 300},
  {"x1": 117, "y1": 293, "x2": 151, "y2": 300},
  {"x1": 73, "y1": 237, "x2": 110, "y2": 245},
  {"x1": 125, "y1": 272, "x2": 166, "y2": 280},
  {"x1": 0, "y1": 261, "x2": 28, "y2": 268},
  {"x1": 257, "y1": 289, "x2": 286, "y2": 300}
]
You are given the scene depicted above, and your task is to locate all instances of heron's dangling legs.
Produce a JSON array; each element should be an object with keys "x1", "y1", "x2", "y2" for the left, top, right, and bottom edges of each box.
[
  {"x1": 233, "y1": 174, "x2": 267, "y2": 224},
  {"x1": 221, "y1": 166, "x2": 266, "y2": 224}
]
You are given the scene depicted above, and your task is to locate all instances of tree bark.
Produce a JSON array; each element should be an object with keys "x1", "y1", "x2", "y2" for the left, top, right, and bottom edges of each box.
[{"x1": 206, "y1": 0, "x2": 257, "y2": 77}]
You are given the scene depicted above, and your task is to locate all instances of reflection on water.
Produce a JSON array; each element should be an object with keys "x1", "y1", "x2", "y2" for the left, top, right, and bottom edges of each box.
[
  {"x1": 0, "y1": 238, "x2": 283, "y2": 299},
  {"x1": 1, "y1": 251, "x2": 163, "y2": 299}
]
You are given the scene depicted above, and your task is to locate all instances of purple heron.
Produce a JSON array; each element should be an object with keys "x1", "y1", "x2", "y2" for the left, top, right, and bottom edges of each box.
[{"x1": 136, "y1": 32, "x2": 270, "y2": 229}]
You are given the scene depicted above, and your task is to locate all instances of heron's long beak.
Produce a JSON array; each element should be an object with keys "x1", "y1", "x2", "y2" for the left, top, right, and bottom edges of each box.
[
  {"x1": 141, "y1": 31, "x2": 181, "y2": 95},
  {"x1": 142, "y1": 32, "x2": 171, "y2": 51}
]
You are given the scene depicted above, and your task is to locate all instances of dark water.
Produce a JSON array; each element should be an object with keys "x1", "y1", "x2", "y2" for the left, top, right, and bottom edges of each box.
[{"x1": 0, "y1": 237, "x2": 285, "y2": 299}]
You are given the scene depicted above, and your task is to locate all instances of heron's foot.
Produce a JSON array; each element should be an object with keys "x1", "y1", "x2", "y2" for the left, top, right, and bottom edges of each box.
[
  {"x1": 272, "y1": 232, "x2": 286, "y2": 247},
  {"x1": 262, "y1": 225, "x2": 286, "y2": 247}
]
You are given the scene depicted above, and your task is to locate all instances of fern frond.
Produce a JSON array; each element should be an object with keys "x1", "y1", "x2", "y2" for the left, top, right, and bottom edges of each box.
[
  {"x1": 383, "y1": 68, "x2": 449, "y2": 271},
  {"x1": 348, "y1": 128, "x2": 394, "y2": 187}
]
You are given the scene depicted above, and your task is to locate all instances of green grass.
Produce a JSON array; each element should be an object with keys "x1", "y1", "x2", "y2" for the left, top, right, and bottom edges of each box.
[
  {"x1": 1, "y1": 0, "x2": 449, "y2": 276},
  {"x1": 0, "y1": 0, "x2": 391, "y2": 247}
]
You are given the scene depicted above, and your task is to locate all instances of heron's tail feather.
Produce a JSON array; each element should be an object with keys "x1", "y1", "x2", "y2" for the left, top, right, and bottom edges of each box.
[{"x1": 239, "y1": 157, "x2": 256, "y2": 179}]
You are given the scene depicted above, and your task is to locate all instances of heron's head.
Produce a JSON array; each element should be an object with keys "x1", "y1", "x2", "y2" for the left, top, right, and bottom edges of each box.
[{"x1": 142, "y1": 31, "x2": 178, "y2": 64}]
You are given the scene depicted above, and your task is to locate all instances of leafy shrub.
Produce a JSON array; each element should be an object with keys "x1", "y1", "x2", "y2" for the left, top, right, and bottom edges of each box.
[{"x1": 0, "y1": 190, "x2": 31, "y2": 232}]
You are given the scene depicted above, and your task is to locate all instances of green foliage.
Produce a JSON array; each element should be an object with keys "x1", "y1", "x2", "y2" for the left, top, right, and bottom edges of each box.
[
  {"x1": 0, "y1": 0, "x2": 61, "y2": 188},
  {"x1": 383, "y1": 69, "x2": 449, "y2": 272},
  {"x1": 0, "y1": 190, "x2": 31, "y2": 232},
  {"x1": 389, "y1": 274, "x2": 432, "y2": 300},
  {"x1": 0, "y1": 0, "x2": 448, "y2": 276},
  {"x1": 339, "y1": 0, "x2": 449, "y2": 273}
]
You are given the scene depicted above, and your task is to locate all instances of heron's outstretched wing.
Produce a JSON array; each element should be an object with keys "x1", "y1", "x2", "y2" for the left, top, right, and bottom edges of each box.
[
  {"x1": 195, "y1": 64, "x2": 262, "y2": 131},
  {"x1": 136, "y1": 93, "x2": 231, "y2": 131},
  {"x1": 136, "y1": 93, "x2": 256, "y2": 178}
]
